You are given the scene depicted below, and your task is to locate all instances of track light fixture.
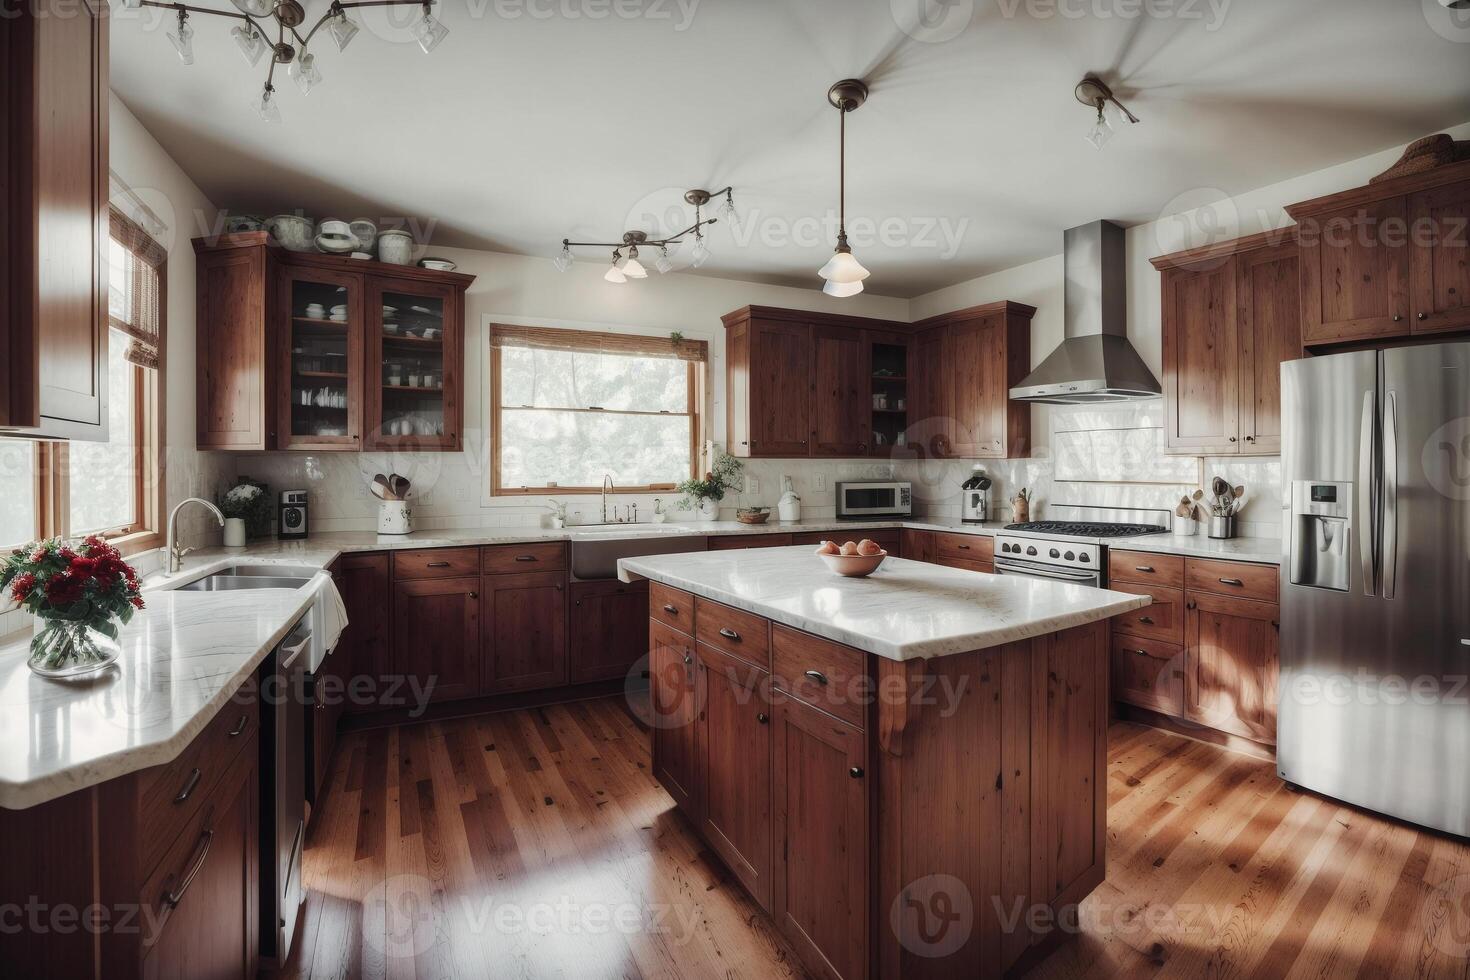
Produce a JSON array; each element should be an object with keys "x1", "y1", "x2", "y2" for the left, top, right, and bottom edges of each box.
[
  {"x1": 121, "y1": 0, "x2": 449, "y2": 122},
  {"x1": 554, "y1": 188, "x2": 736, "y2": 284}
]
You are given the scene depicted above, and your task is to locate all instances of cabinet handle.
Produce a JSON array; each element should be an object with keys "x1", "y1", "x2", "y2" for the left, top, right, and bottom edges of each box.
[
  {"x1": 173, "y1": 768, "x2": 202, "y2": 805},
  {"x1": 227, "y1": 715, "x2": 249, "y2": 737},
  {"x1": 163, "y1": 829, "x2": 214, "y2": 909},
  {"x1": 849, "y1": 767, "x2": 864, "y2": 779},
  {"x1": 1246, "y1": 435, "x2": 1255, "y2": 443},
  {"x1": 469, "y1": 591, "x2": 478, "y2": 599},
  {"x1": 426, "y1": 561, "x2": 451, "y2": 568},
  {"x1": 1131, "y1": 649, "x2": 1150, "y2": 658},
  {"x1": 1138, "y1": 616, "x2": 1155, "y2": 625},
  {"x1": 662, "y1": 603, "x2": 678, "y2": 614},
  {"x1": 803, "y1": 669, "x2": 829, "y2": 686},
  {"x1": 1419, "y1": 312, "x2": 1428, "y2": 320},
  {"x1": 718, "y1": 627, "x2": 741, "y2": 641},
  {"x1": 859, "y1": 444, "x2": 867, "y2": 451},
  {"x1": 1228, "y1": 436, "x2": 1237, "y2": 443},
  {"x1": 1186, "y1": 599, "x2": 1197, "y2": 610},
  {"x1": 683, "y1": 654, "x2": 693, "y2": 665},
  {"x1": 956, "y1": 544, "x2": 970, "y2": 550},
  {"x1": 756, "y1": 712, "x2": 768, "y2": 724},
  {"x1": 1219, "y1": 577, "x2": 1244, "y2": 587},
  {"x1": 514, "y1": 555, "x2": 537, "y2": 562},
  {"x1": 555, "y1": 584, "x2": 563, "y2": 591},
  {"x1": 1134, "y1": 566, "x2": 1155, "y2": 573}
]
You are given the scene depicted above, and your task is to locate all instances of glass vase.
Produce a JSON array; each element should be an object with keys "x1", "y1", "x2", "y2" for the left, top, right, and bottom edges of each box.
[{"x1": 28, "y1": 619, "x2": 120, "y2": 679}]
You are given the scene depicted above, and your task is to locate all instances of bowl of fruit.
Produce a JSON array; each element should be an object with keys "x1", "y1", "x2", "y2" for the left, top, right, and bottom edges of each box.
[{"x1": 813, "y1": 538, "x2": 888, "y2": 577}]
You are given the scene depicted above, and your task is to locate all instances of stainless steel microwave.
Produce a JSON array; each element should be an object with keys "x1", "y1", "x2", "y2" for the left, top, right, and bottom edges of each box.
[{"x1": 836, "y1": 481, "x2": 912, "y2": 519}]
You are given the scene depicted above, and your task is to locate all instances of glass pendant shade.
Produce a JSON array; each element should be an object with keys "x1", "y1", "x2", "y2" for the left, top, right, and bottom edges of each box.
[
  {"x1": 329, "y1": 11, "x2": 360, "y2": 51},
  {"x1": 655, "y1": 248, "x2": 673, "y2": 273},
  {"x1": 822, "y1": 278, "x2": 864, "y2": 298},
  {"x1": 168, "y1": 20, "x2": 195, "y2": 65},
  {"x1": 415, "y1": 11, "x2": 450, "y2": 53},
  {"x1": 291, "y1": 51, "x2": 323, "y2": 94},
  {"x1": 229, "y1": 0, "x2": 274, "y2": 15},
  {"x1": 604, "y1": 263, "x2": 627, "y2": 284},
  {"x1": 621, "y1": 255, "x2": 648, "y2": 279},
  {"x1": 254, "y1": 85, "x2": 281, "y2": 123},
  {"x1": 553, "y1": 246, "x2": 573, "y2": 272},
  {"x1": 690, "y1": 237, "x2": 711, "y2": 268},
  {"x1": 818, "y1": 249, "x2": 870, "y2": 284},
  {"x1": 231, "y1": 24, "x2": 266, "y2": 66},
  {"x1": 1084, "y1": 104, "x2": 1114, "y2": 149},
  {"x1": 716, "y1": 196, "x2": 740, "y2": 231}
]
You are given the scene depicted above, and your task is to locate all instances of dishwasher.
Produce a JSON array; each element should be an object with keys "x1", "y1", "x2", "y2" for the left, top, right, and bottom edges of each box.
[{"x1": 261, "y1": 615, "x2": 311, "y2": 966}]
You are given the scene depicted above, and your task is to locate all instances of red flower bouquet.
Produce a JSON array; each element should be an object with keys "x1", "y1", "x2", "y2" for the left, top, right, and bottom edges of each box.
[{"x1": 1, "y1": 536, "x2": 144, "y2": 677}]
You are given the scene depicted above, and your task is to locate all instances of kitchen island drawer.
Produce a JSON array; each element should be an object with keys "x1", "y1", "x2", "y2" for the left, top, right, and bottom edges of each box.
[
  {"x1": 694, "y1": 596, "x2": 771, "y2": 668},
  {"x1": 771, "y1": 624, "x2": 869, "y2": 729},
  {"x1": 393, "y1": 548, "x2": 480, "y2": 579},
  {"x1": 482, "y1": 541, "x2": 566, "y2": 574},
  {"x1": 650, "y1": 581, "x2": 695, "y2": 635}
]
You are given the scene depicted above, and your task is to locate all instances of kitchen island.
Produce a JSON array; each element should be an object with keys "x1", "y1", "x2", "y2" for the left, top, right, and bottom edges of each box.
[{"x1": 619, "y1": 546, "x2": 1150, "y2": 980}]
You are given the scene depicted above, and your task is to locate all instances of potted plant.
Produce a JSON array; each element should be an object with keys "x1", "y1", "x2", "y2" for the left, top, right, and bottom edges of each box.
[
  {"x1": 675, "y1": 452, "x2": 744, "y2": 521},
  {"x1": 1, "y1": 536, "x2": 144, "y2": 677},
  {"x1": 545, "y1": 499, "x2": 568, "y2": 530},
  {"x1": 220, "y1": 480, "x2": 271, "y2": 543}
]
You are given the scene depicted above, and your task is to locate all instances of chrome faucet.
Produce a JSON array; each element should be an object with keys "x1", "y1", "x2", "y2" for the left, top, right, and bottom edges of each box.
[
  {"x1": 602, "y1": 474, "x2": 615, "y2": 524},
  {"x1": 166, "y1": 497, "x2": 225, "y2": 574}
]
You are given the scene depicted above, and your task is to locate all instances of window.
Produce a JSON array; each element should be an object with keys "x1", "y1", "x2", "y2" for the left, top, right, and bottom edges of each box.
[
  {"x1": 11, "y1": 208, "x2": 166, "y2": 554},
  {"x1": 490, "y1": 325, "x2": 707, "y2": 494}
]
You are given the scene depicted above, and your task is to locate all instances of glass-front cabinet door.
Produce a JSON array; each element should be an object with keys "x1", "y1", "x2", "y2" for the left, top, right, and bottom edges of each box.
[
  {"x1": 277, "y1": 265, "x2": 364, "y2": 450},
  {"x1": 366, "y1": 277, "x2": 463, "y2": 451}
]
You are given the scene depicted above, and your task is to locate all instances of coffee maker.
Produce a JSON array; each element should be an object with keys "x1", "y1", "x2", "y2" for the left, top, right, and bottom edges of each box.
[{"x1": 960, "y1": 466, "x2": 991, "y2": 524}]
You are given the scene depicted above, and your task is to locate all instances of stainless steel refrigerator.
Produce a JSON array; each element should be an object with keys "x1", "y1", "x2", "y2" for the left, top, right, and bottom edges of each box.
[{"x1": 1280, "y1": 342, "x2": 1470, "y2": 838}]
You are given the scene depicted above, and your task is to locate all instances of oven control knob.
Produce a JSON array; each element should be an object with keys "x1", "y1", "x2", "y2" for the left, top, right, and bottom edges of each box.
[
  {"x1": 1064, "y1": 551, "x2": 1075, "y2": 561},
  {"x1": 1025, "y1": 546, "x2": 1038, "y2": 556},
  {"x1": 1079, "y1": 553, "x2": 1090, "y2": 562},
  {"x1": 1049, "y1": 548, "x2": 1061, "y2": 559}
]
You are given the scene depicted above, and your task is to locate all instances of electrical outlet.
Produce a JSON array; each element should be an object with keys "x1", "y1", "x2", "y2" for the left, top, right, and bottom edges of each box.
[
  {"x1": 747, "y1": 477, "x2": 760, "y2": 496},
  {"x1": 455, "y1": 487, "x2": 466, "y2": 501},
  {"x1": 814, "y1": 473, "x2": 827, "y2": 491},
  {"x1": 356, "y1": 484, "x2": 367, "y2": 498}
]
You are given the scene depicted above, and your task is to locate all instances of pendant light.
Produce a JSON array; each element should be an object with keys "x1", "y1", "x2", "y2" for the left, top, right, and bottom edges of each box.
[
  {"x1": 818, "y1": 79, "x2": 871, "y2": 298},
  {"x1": 1074, "y1": 76, "x2": 1139, "y2": 150}
]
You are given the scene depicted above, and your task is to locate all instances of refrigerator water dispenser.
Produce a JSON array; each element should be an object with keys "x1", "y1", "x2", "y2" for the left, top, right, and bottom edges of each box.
[{"x1": 1288, "y1": 480, "x2": 1352, "y2": 592}]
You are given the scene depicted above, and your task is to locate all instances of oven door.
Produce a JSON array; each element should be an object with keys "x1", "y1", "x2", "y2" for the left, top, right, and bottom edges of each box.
[{"x1": 993, "y1": 555, "x2": 1101, "y2": 587}]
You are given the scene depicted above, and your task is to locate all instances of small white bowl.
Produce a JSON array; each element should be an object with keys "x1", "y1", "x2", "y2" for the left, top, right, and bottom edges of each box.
[{"x1": 818, "y1": 549, "x2": 888, "y2": 577}]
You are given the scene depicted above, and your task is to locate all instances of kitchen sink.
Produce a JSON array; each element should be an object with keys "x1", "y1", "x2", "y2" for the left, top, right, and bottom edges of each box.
[
  {"x1": 208, "y1": 564, "x2": 321, "y2": 578},
  {"x1": 569, "y1": 532, "x2": 707, "y2": 581},
  {"x1": 177, "y1": 574, "x2": 315, "y2": 592}
]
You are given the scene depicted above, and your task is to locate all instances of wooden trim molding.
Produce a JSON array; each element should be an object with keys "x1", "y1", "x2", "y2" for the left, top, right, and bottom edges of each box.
[
  {"x1": 1149, "y1": 226, "x2": 1299, "y2": 271},
  {"x1": 719, "y1": 304, "x2": 909, "y2": 333},
  {"x1": 489, "y1": 323, "x2": 707, "y2": 362},
  {"x1": 1284, "y1": 158, "x2": 1470, "y2": 218}
]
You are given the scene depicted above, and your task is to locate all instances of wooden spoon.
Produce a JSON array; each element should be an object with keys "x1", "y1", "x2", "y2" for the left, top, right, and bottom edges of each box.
[
  {"x1": 373, "y1": 474, "x2": 395, "y2": 500},
  {"x1": 389, "y1": 474, "x2": 410, "y2": 500}
]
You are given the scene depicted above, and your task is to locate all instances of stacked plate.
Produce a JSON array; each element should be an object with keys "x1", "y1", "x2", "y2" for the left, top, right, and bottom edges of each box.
[
  {"x1": 329, "y1": 304, "x2": 348, "y2": 322},
  {"x1": 314, "y1": 218, "x2": 359, "y2": 255}
]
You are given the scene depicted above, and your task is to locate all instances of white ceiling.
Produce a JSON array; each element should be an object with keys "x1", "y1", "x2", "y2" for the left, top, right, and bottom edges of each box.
[{"x1": 110, "y1": 0, "x2": 1470, "y2": 297}]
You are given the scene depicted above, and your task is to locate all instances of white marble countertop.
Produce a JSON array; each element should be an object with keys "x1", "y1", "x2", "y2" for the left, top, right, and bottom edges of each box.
[
  {"x1": 1098, "y1": 532, "x2": 1283, "y2": 564},
  {"x1": 618, "y1": 546, "x2": 1152, "y2": 662}
]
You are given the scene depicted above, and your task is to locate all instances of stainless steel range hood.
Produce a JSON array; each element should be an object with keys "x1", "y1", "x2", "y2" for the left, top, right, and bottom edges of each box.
[{"x1": 1009, "y1": 220, "x2": 1161, "y2": 405}]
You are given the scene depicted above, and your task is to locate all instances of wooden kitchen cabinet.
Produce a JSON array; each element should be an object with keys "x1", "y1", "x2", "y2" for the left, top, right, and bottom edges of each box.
[
  {"x1": 1184, "y1": 591, "x2": 1280, "y2": 745},
  {"x1": 393, "y1": 576, "x2": 481, "y2": 702},
  {"x1": 698, "y1": 641, "x2": 774, "y2": 909},
  {"x1": 725, "y1": 313, "x2": 812, "y2": 456},
  {"x1": 1286, "y1": 161, "x2": 1470, "y2": 345},
  {"x1": 481, "y1": 570, "x2": 568, "y2": 693},
  {"x1": 911, "y1": 301, "x2": 1034, "y2": 459},
  {"x1": 772, "y1": 691, "x2": 869, "y2": 980},
  {"x1": 650, "y1": 619, "x2": 700, "y2": 817},
  {"x1": 1152, "y1": 232, "x2": 1301, "y2": 455},
  {"x1": 811, "y1": 324, "x2": 870, "y2": 455},
  {"x1": 338, "y1": 553, "x2": 392, "y2": 714},
  {"x1": 193, "y1": 233, "x2": 473, "y2": 451},
  {"x1": 569, "y1": 579, "x2": 648, "y2": 684},
  {"x1": 1, "y1": 0, "x2": 109, "y2": 438}
]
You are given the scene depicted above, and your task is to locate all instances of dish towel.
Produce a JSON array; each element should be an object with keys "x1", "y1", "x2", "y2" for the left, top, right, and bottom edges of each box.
[{"x1": 317, "y1": 573, "x2": 349, "y2": 655}]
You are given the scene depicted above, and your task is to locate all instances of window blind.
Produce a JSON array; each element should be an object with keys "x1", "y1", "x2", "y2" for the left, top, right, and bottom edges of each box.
[
  {"x1": 108, "y1": 207, "x2": 166, "y2": 369},
  {"x1": 489, "y1": 324, "x2": 707, "y2": 363}
]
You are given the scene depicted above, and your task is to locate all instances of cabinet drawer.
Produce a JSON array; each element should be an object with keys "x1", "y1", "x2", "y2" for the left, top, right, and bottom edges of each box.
[
  {"x1": 1109, "y1": 584, "x2": 1185, "y2": 644},
  {"x1": 138, "y1": 697, "x2": 258, "y2": 879},
  {"x1": 707, "y1": 533, "x2": 794, "y2": 551},
  {"x1": 932, "y1": 532, "x2": 993, "y2": 563},
  {"x1": 1110, "y1": 634, "x2": 1185, "y2": 716},
  {"x1": 481, "y1": 541, "x2": 566, "y2": 574},
  {"x1": 695, "y1": 596, "x2": 771, "y2": 668},
  {"x1": 1185, "y1": 558, "x2": 1279, "y2": 602},
  {"x1": 771, "y1": 624, "x2": 869, "y2": 730},
  {"x1": 650, "y1": 581, "x2": 694, "y2": 636},
  {"x1": 1108, "y1": 550, "x2": 1185, "y2": 588},
  {"x1": 392, "y1": 547, "x2": 480, "y2": 579}
]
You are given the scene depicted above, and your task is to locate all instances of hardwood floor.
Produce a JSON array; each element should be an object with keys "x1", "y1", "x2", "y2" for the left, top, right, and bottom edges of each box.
[{"x1": 285, "y1": 703, "x2": 1470, "y2": 980}]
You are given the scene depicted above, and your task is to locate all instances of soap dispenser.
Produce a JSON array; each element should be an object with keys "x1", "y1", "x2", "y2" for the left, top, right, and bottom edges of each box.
[{"x1": 777, "y1": 475, "x2": 801, "y2": 523}]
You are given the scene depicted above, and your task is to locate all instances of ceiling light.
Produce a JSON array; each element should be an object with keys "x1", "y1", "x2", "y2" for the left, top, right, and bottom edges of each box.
[
  {"x1": 604, "y1": 251, "x2": 627, "y2": 284},
  {"x1": 414, "y1": 5, "x2": 450, "y2": 53},
  {"x1": 290, "y1": 50, "x2": 322, "y2": 94},
  {"x1": 254, "y1": 83, "x2": 281, "y2": 123},
  {"x1": 1075, "y1": 76, "x2": 1138, "y2": 150},
  {"x1": 716, "y1": 189, "x2": 740, "y2": 231},
  {"x1": 167, "y1": 11, "x2": 194, "y2": 65},
  {"x1": 554, "y1": 189, "x2": 734, "y2": 282},
  {"x1": 123, "y1": 0, "x2": 440, "y2": 120},
  {"x1": 621, "y1": 246, "x2": 649, "y2": 279},
  {"x1": 231, "y1": 23, "x2": 266, "y2": 66},
  {"x1": 818, "y1": 78, "x2": 871, "y2": 298}
]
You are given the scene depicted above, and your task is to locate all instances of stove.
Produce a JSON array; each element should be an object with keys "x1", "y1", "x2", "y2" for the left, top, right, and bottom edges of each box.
[{"x1": 992, "y1": 506, "x2": 1170, "y2": 586}]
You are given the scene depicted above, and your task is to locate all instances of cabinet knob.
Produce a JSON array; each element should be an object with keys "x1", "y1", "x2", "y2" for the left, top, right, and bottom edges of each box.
[
  {"x1": 683, "y1": 654, "x2": 693, "y2": 665},
  {"x1": 1186, "y1": 599, "x2": 1197, "y2": 610},
  {"x1": 469, "y1": 591, "x2": 478, "y2": 599},
  {"x1": 1393, "y1": 315, "x2": 1403, "y2": 322},
  {"x1": 849, "y1": 767, "x2": 864, "y2": 779},
  {"x1": 756, "y1": 712, "x2": 769, "y2": 724},
  {"x1": 1245, "y1": 435, "x2": 1255, "y2": 442},
  {"x1": 1228, "y1": 436, "x2": 1237, "y2": 443},
  {"x1": 1418, "y1": 312, "x2": 1428, "y2": 320}
]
